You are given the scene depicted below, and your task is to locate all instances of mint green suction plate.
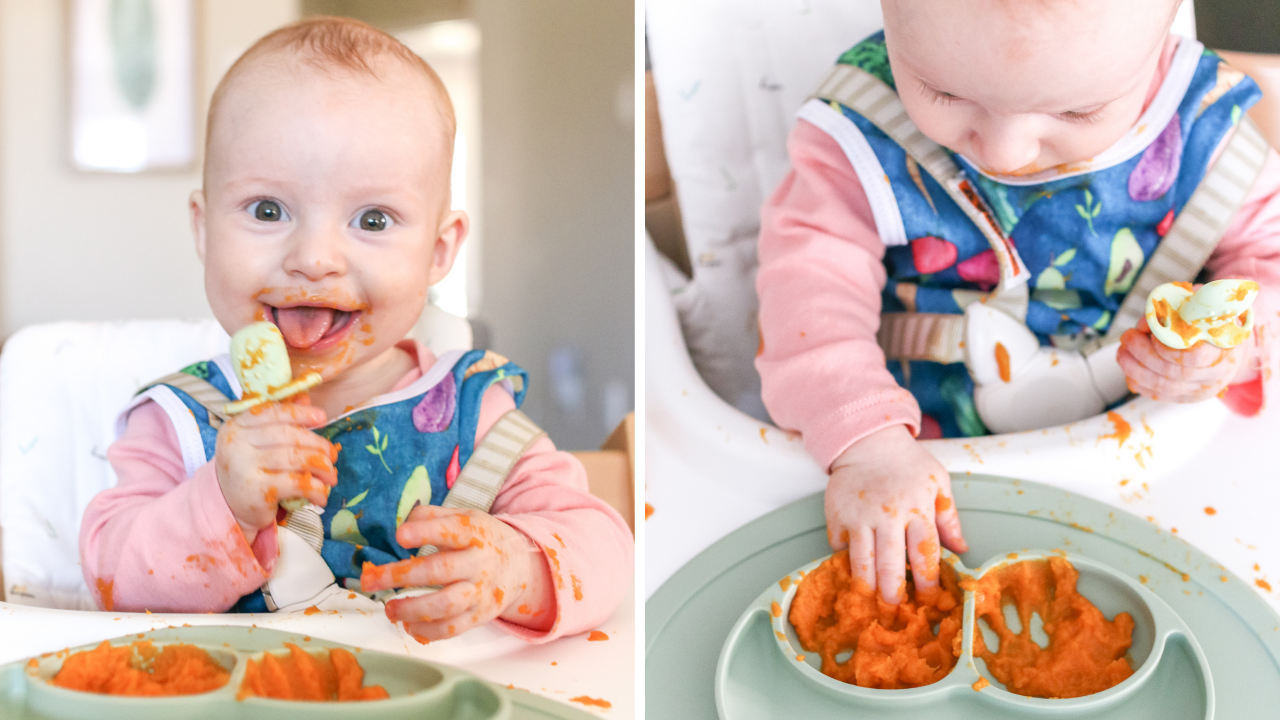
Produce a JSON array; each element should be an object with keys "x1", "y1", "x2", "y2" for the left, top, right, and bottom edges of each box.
[
  {"x1": 0, "y1": 626, "x2": 595, "y2": 720},
  {"x1": 647, "y1": 474, "x2": 1280, "y2": 719},
  {"x1": 718, "y1": 550, "x2": 1211, "y2": 718}
]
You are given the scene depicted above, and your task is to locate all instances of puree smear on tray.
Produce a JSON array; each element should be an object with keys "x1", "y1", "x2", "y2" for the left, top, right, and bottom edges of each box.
[
  {"x1": 789, "y1": 550, "x2": 964, "y2": 688},
  {"x1": 237, "y1": 643, "x2": 389, "y2": 701},
  {"x1": 969, "y1": 557, "x2": 1134, "y2": 698},
  {"x1": 50, "y1": 640, "x2": 229, "y2": 696}
]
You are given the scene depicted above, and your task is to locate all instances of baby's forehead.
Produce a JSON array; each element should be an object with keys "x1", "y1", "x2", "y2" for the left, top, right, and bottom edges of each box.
[{"x1": 228, "y1": 49, "x2": 440, "y2": 108}]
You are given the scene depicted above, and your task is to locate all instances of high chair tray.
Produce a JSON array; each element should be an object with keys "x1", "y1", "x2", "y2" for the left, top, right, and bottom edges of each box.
[
  {"x1": 0, "y1": 626, "x2": 596, "y2": 720},
  {"x1": 646, "y1": 474, "x2": 1280, "y2": 719}
]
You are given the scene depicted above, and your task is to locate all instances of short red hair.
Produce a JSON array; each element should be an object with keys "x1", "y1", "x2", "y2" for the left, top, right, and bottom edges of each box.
[{"x1": 205, "y1": 16, "x2": 455, "y2": 173}]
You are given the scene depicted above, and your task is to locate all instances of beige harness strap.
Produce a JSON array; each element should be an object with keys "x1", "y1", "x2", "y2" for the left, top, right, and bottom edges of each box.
[
  {"x1": 415, "y1": 409, "x2": 546, "y2": 558},
  {"x1": 140, "y1": 372, "x2": 232, "y2": 429}
]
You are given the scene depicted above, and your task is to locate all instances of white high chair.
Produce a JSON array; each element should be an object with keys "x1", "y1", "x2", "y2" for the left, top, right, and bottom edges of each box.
[
  {"x1": 0, "y1": 310, "x2": 637, "y2": 715},
  {"x1": 641, "y1": 0, "x2": 1259, "y2": 592}
]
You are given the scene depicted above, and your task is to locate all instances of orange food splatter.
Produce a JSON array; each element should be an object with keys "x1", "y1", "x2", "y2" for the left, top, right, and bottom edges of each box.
[
  {"x1": 237, "y1": 643, "x2": 388, "y2": 701},
  {"x1": 935, "y1": 492, "x2": 952, "y2": 513},
  {"x1": 303, "y1": 606, "x2": 321, "y2": 616},
  {"x1": 569, "y1": 696, "x2": 612, "y2": 709},
  {"x1": 1258, "y1": 579, "x2": 1273, "y2": 592},
  {"x1": 588, "y1": 631, "x2": 609, "y2": 642},
  {"x1": 779, "y1": 576, "x2": 792, "y2": 591},
  {"x1": 96, "y1": 578, "x2": 115, "y2": 612},
  {"x1": 973, "y1": 676, "x2": 990, "y2": 691},
  {"x1": 970, "y1": 558, "x2": 1133, "y2": 698},
  {"x1": 645, "y1": 503, "x2": 654, "y2": 520},
  {"x1": 571, "y1": 574, "x2": 584, "y2": 601},
  {"x1": 994, "y1": 342, "x2": 1011, "y2": 383},
  {"x1": 50, "y1": 641, "x2": 228, "y2": 696},
  {"x1": 1098, "y1": 412, "x2": 1131, "y2": 448},
  {"x1": 789, "y1": 550, "x2": 963, "y2": 689},
  {"x1": 1204, "y1": 507, "x2": 1217, "y2": 515},
  {"x1": 770, "y1": 601, "x2": 782, "y2": 618}
]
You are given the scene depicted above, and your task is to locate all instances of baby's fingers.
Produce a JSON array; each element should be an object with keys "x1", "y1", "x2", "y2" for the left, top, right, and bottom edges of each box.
[
  {"x1": 385, "y1": 582, "x2": 478, "y2": 624},
  {"x1": 266, "y1": 470, "x2": 331, "y2": 507},
  {"x1": 847, "y1": 526, "x2": 876, "y2": 596},
  {"x1": 261, "y1": 447, "x2": 338, "y2": 487},
  {"x1": 906, "y1": 518, "x2": 941, "y2": 594},
  {"x1": 875, "y1": 525, "x2": 907, "y2": 604},
  {"x1": 399, "y1": 613, "x2": 487, "y2": 643},
  {"x1": 1118, "y1": 349, "x2": 1218, "y2": 402},
  {"x1": 933, "y1": 484, "x2": 967, "y2": 554},
  {"x1": 233, "y1": 402, "x2": 327, "y2": 429},
  {"x1": 398, "y1": 510, "x2": 492, "y2": 552},
  {"x1": 360, "y1": 550, "x2": 480, "y2": 592}
]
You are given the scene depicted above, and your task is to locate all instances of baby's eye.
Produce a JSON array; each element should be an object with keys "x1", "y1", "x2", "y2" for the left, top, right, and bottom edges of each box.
[
  {"x1": 354, "y1": 209, "x2": 393, "y2": 232},
  {"x1": 248, "y1": 199, "x2": 288, "y2": 222}
]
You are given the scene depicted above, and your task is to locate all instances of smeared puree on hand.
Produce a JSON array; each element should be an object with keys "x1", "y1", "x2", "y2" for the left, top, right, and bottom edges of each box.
[
  {"x1": 789, "y1": 550, "x2": 964, "y2": 689},
  {"x1": 237, "y1": 643, "x2": 389, "y2": 701},
  {"x1": 50, "y1": 640, "x2": 229, "y2": 696},
  {"x1": 968, "y1": 557, "x2": 1134, "y2": 698}
]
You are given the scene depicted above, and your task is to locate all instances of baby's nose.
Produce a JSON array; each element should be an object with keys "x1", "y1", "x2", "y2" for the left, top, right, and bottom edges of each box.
[
  {"x1": 970, "y1": 120, "x2": 1043, "y2": 176},
  {"x1": 283, "y1": 225, "x2": 347, "y2": 280}
]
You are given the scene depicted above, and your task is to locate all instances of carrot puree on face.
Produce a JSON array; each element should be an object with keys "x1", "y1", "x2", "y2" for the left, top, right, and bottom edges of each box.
[
  {"x1": 969, "y1": 557, "x2": 1134, "y2": 698},
  {"x1": 788, "y1": 550, "x2": 964, "y2": 689},
  {"x1": 237, "y1": 643, "x2": 389, "y2": 702},
  {"x1": 50, "y1": 640, "x2": 229, "y2": 696}
]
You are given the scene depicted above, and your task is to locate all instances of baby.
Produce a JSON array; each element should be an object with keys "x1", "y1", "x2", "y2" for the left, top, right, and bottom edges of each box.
[
  {"x1": 79, "y1": 17, "x2": 632, "y2": 643},
  {"x1": 757, "y1": 0, "x2": 1280, "y2": 603}
]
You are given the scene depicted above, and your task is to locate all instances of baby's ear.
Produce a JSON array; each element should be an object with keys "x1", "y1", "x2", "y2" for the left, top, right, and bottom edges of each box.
[
  {"x1": 190, "y1": 189, "x2": 208, "y2": 264},
  {"x1": 428, "y1": 210, "x2": 470, "y2": 285}
]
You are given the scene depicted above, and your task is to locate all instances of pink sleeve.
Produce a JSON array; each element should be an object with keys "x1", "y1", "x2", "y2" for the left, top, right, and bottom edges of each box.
[
  {"x1": 78, "y1": 401, "x2": 275, "y2": 612},
  {"x1": 478, "y1": 387, "x2": 633, "y2": 643},
  {"x1": 756, "y1": 119, "x2": 919, "y2": 471},
  {"x1": 1205, "y1": 145, "x2": 1280, "y2": 414}
]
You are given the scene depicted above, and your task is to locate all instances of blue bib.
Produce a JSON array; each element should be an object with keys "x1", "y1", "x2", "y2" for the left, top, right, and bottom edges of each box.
[
  {"x1": 824, "y1": 31, "x2": 1262, "y2": 437},
  {"x1": 150, "y1": 349, "x2": 527, "y2": 612}
]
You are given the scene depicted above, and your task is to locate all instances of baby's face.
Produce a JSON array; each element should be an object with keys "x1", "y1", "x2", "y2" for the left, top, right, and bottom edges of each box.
[
  {"x1": 883, "y1": 0, "x2": 1175, "y2": 176},
  {"x1": 192, "y1": 59, "x2": 461, "y2": 380}
]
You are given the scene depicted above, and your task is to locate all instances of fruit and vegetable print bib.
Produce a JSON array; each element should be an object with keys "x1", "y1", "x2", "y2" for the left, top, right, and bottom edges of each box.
[
  {"x1": 820, "y1": 31, "x2": 1261, "y2": 438},
  {"x1": 143, "y1": 348, "x2": 527, "y2": 611}
]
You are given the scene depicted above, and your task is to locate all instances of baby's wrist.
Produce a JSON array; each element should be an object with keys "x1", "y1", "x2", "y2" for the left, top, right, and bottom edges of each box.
[{"x1": 832, "y1": 424, "x2": 915, "y2": 472}]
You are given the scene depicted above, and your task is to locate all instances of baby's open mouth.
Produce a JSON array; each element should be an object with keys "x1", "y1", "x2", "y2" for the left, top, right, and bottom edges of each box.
[{"x1": 270, "y1": 305, "x2": 357, "y2": 349}]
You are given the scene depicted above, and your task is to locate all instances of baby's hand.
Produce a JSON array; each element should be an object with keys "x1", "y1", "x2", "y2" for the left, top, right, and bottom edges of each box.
[
  {"x1": 214, "y1": 400, "x2": 336, "y2": 542},
  {"x1": 362, "y1": 506, "x2": 553, "y2": 642},
  {"x1": 1117, "y1": 317, "x2": 1254, "y2": 402},
  {"x1": 826, "y1": 424, "x2": 967, "y2": 604}
]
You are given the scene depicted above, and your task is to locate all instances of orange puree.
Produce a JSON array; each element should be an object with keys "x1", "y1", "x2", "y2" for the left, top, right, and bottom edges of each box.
[
  {"x1": 969, "y1": 557, "x2": 1134, "y2": 698},
  {"x1": 237, "y1": 643, "x2": 389, "y2": 702},
  {"x1": 788, "y1": 550, "x2": 963, "y2": 689},
  {"x1": 51, "y1": 640, "x2": 229, "y2": 696}
]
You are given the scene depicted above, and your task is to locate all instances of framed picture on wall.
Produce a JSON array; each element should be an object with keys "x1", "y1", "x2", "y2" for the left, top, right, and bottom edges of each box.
[{"x1": 69, "y1": 0, "x2": 196, "y2": 172}]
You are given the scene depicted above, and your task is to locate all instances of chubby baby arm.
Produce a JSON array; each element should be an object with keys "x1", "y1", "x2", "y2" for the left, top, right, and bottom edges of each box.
[
  {"x1": 826, "y1": 425, "x2": 967, "y2": 604},
  {"x1": 80, "y1": 401, "x2": 276, "y2": 612}
]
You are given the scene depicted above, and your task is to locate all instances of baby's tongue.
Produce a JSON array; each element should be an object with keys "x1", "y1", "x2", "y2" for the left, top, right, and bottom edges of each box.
[{"x1": 275, "y1": 307, "x2": 335, "y2": 348}]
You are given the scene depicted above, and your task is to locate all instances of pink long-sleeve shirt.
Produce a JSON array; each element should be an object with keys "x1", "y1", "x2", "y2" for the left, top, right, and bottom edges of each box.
[
  {"x1": 80, "y1": 340, "x2": 633, "y2": 643},
  {"x1": 757, "y1": 39, "x2": 1280, "y2": 471}
]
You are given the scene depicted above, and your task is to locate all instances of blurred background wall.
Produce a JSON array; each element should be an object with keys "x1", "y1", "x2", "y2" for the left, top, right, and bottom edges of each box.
[{"x1": 0, "y1": 0, "x2": 634, "y2": 451}]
